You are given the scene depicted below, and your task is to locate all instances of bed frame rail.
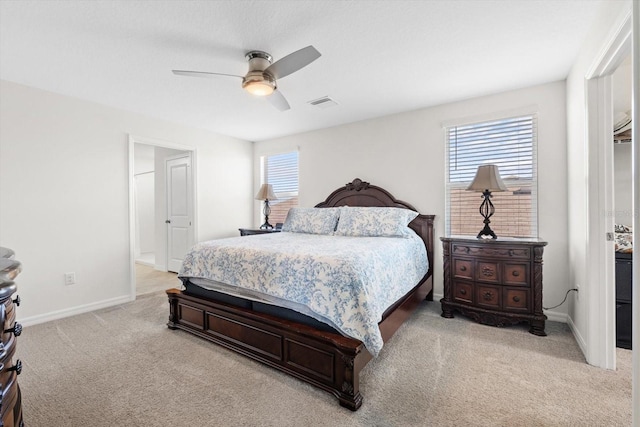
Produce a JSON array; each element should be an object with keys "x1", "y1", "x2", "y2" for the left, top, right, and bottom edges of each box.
[{"x1": 167, "y1": 288, "x2": 369, "y2": 409}]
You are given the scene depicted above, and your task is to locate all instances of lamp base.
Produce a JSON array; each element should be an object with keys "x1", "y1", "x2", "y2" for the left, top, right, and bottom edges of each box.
[
  {"x1": 477, "y1": 224, "x2": 497, "y2": 239},
  {"x1": 260, "y1": 199, "x2": 273, "y2": 230},
  {"x1": 476, "y1": 190, "x2": 498, "y2": 239}
]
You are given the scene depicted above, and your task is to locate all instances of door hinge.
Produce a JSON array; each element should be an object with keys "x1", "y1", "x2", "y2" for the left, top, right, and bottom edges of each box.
[{"x1": 606, "y1": 232, "x2": 614, "y2": 241}]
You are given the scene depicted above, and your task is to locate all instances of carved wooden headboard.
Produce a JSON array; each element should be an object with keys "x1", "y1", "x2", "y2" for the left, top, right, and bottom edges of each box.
[{"x1": 315, "y1": 178, "x2": 435, "y2": 276}]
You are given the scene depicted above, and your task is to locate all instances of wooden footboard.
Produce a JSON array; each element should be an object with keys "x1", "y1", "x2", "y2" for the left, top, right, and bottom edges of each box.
[
  {"x1": 167, "y1": 288, "x2": 370, "y2": 410},
  {"x1": 166, "y1": 274, "x2": 432, "y2": 410}
]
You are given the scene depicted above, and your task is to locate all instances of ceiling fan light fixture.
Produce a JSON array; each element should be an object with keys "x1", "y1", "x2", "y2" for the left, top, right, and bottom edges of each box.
[
  {"x1": 242, "y1": 71, "x2": 276, "y2": 97},
  {"x1": 243, "y1": 80, "x2": 275, "y2": 96},
  {"x1": 174, "y1": 45, "x2": 321, "y2": 110}
]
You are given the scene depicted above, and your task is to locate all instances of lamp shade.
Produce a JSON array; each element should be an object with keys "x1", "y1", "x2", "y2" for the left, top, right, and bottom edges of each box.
[
  {"x1": 254, "y1": 184, "x2": 277, "y2": 201},
  {"x1": 466, "y1": 165, "x2": 508, "y2": 192}
]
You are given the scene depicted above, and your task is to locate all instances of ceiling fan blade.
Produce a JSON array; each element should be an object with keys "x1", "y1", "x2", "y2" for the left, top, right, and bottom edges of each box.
[
  {"x1": 267, "y1": 89, "x2": 290, "y2": 111},
  {"x1": 172, "y1": 70, "x2": 243, "y2": 79},
  {"x1": 265, "y1": 46, "x2": 321, "y2": 80}
]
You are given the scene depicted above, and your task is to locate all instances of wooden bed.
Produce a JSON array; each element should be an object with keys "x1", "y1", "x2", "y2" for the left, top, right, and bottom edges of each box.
[{"x1": 166, "y1": 178, "x2": 434, "y2": 410}]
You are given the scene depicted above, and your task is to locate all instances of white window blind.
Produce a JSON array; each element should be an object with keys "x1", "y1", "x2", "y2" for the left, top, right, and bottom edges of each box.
[
  {"x1": 445, "y1": 114, "x2": 538, "y2": 238},
  {"x1": 261, "y1": 151, "x2": 299, "y2": 225}
]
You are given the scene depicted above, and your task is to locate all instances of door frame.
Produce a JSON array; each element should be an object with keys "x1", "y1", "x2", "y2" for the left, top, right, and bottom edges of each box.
[
  {"x1": 165, "y1": 152, "x2": 194, "y2": 273},
  {"x1": 584, "y1": 7, "x2": 631, "y2": 370},
  {"x1": 128, "y1": 134, "x2": 198, "y2": 298},
  {"x1": 632, "y1": 4, "x2": 639, "y2": 423}
]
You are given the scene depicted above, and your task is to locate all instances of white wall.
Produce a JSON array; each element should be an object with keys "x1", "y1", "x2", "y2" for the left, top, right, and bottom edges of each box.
[
  {"x1": 612, "y1": 57, "x2": 633, "y2": 117},
  {"x1": 255, "y1": 81, "x2": 569, "y2": 319},
  {"x1": 0, "y1": 80, "x2": 253, "y2": 324},
  {"x1": 134, "y1": 143, "x2": 155, "y2": 258},
  {"x1": 565, "y1": 0, "x2": 631, "y2": 362},
  {"x1": 614, "y1": 143, "x2": 633, "y2": 226},
  {"x1": 612, "y1": 58, "x2": 633, "y2": 227},
  {"x1": 134, "y1": 173, "x2": 155, "y2": 256}
]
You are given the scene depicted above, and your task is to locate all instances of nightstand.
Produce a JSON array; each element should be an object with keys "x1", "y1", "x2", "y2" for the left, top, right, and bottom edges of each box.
[
  {"x1": 239, "y1": 228, "x2": 282, "y2": 236},
  {"x1": 440, "y1": 236, "x2": 548, "y2": 336}
]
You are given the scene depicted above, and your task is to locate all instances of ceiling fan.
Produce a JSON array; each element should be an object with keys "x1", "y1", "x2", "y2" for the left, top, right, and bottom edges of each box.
[{"x1": 172, "y1": 45, "x2": 321, "y2": 111}]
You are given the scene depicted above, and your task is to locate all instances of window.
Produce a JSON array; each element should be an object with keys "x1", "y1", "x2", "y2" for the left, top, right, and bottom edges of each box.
[
  {"x1": 445, "y1": 114, "x2": 538, "y2": 238},
  {"x1": 261, "y1": 151, "x2": 299, "y2": 225}
]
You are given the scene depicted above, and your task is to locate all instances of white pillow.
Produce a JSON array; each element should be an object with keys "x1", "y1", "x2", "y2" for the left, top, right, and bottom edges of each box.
[
  {"x1": 281, "y1": 207, "x2": 341, "y2": 235},
  {"x1": 334, "y1": 206, "x2": 418, "y2": 237}
]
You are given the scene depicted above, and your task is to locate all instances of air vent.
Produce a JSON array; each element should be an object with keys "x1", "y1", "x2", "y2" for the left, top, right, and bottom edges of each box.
[{"x1": 308, "y1": 96, "x2": 338, "y2": 109}]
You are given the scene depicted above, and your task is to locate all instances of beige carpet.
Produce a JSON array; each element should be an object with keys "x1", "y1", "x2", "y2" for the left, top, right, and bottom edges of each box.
[
  {"x1": 135, "y1": 263, "x2": 180, "y2": 295},
  {"x1": 19, "y1": 293, "x2": 631, "y2": 426}
]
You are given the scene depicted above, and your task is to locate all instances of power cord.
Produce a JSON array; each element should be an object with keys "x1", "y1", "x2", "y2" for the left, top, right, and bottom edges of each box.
[{"x1": 543, "y1": 288, "x2": 578, "y2": 310}]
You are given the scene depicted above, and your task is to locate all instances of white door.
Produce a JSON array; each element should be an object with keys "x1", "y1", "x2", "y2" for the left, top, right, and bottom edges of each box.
[{"x1": 166, "y1": 155, "x2": 193, "y2": 273}]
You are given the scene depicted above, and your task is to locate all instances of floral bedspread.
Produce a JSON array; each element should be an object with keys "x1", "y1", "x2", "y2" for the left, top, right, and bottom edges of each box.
[{"x1": 179, "y1": 232, "x2": 429, "y2": 356}]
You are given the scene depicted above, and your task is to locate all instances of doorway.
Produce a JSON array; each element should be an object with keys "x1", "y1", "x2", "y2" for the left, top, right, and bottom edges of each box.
[
  {"x1": 612, "y1": 55, "x2": 633, "y2": 352},
  {"x1": 128, "y1": 135, "x2": 197, "y2": 297},
  {"x1": 583, "y1": 11, "x2": 632, "y2": 370}
]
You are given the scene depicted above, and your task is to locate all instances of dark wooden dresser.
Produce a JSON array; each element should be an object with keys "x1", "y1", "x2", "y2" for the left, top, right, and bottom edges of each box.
[
  {"x1": 441, "y1": 236, "x2": 548, "y2": 336},
  {"x1": 0, "y1": 247, "x2": 24, "y2": 427},
  {"x1": 615, "y1": 252, "x2": 632, "y2": 349}
]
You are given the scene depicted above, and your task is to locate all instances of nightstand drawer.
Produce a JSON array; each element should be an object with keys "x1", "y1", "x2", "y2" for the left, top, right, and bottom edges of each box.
[
  {"x1": 504, "y1": 288, "x2": 529, "y2": 311},
  {"x1": 453, "y1": 259, "x2": 473, "y2": 280},
  {"x1": 1, "y1": 298, "x2": 15, "y2": 345},
  {"x1": 475, "y1": 261, "x2": 500, "y2": 283},
  {"x1": 503, "y1": 263, "x2": 528, "y2": 286},
  {"x1": 476, "y1": 285, "x2": 501, "y2": 309},
  {"x1": 452, "y1": 243, "x2": 531, "y2": 260},
  {"x1": 452, "y1": 281, "x2": 473, "y2": 304},
  {"x1": 0, "y1": 338, "x2": 17, "y2": 389}
]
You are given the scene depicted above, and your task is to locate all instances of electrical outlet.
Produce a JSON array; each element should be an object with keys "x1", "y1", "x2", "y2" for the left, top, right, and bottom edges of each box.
[
  {"x1": 575, "y1": 284, "x2": 580, "y2": 300},
  {"x1": 64, "y1": 272, "x2": 76, "y2": 286}
]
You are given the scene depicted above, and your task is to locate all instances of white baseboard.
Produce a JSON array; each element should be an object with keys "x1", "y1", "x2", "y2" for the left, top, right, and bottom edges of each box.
[
  {"x1": 17, "y1": 294, "x2": 135, "y2": 327},
  {"x1": 544, "y1": 310, "x2": 568, "y2": 323},
  {"x1": 566, "y1": 314, "x2": 587, "y2": 357}
]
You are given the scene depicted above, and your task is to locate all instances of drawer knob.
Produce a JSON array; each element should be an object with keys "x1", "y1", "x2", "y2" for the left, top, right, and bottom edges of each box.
[
  {"x1": 482, "y1": 267, "x2": 495, "y2": 277},
  {"x1": 513, "y1": 296, "x2": 521, "y2": 302},
  {"x1": 459, "y1": 289, "x2": 467, "y2": 295},
  {"x1": 460, "y1": 266, "x2": 467, "y2": 272},
  {"x1": 7, "y1": 359, "x2": 22, "y2": 375},
  {"x1": 512, "y1": 271, "x2": 520, "y2": 277},
  {"x1": 5, "y1": 322, "x2": 22, "y2": 337},
  {"x1": 13, "y1": 294, "x2": 20, "y2": 306},
  {"x1": 483, "y1": 291, "x2": 493, "y2": 301}
]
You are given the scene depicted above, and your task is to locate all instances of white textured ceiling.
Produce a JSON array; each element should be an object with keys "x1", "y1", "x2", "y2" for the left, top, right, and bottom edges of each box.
[{"x1": 0, "y1": 0, "x2": 605, "y2": 141}]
